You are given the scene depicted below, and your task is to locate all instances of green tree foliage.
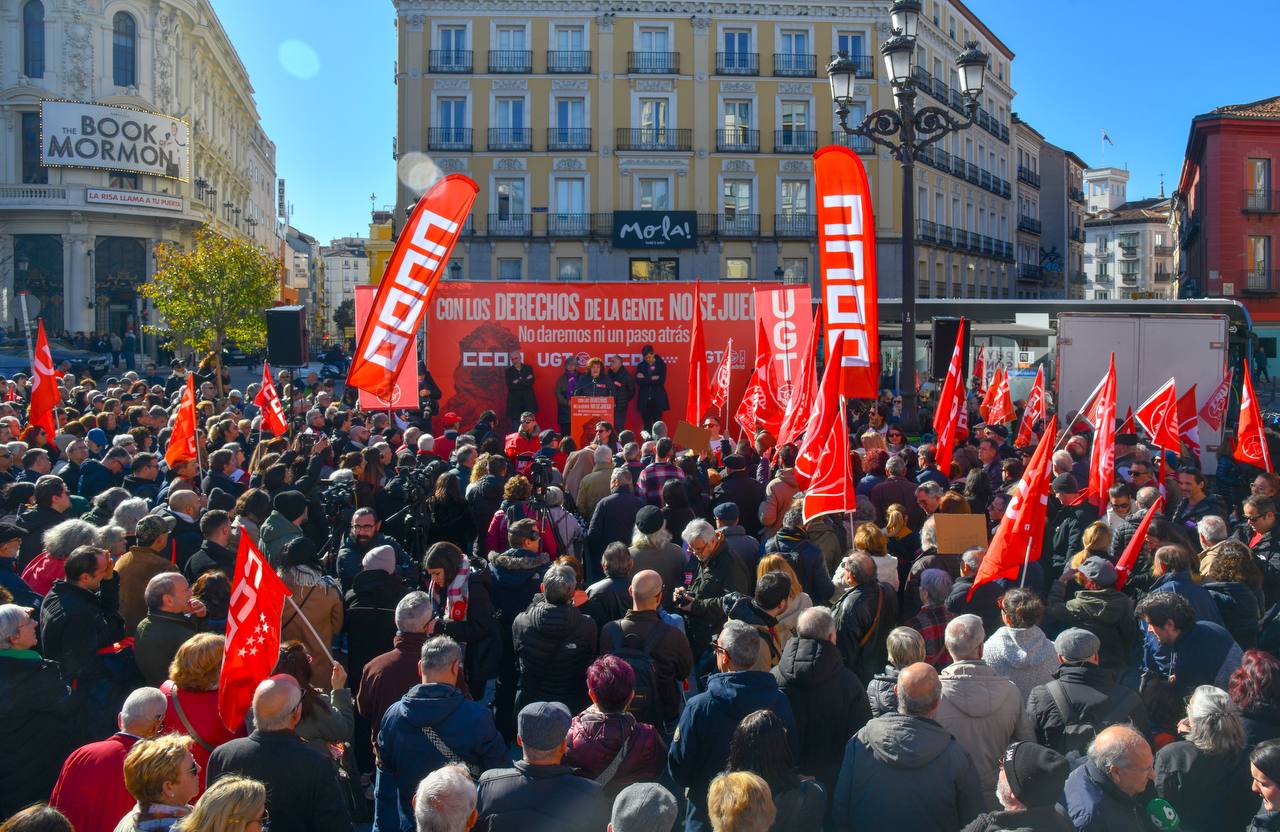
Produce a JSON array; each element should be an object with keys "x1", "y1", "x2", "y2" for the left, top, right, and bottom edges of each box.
[
  {"x1": 141, "y1": 227, "x2": 280, "y2": 396},
  {"x1": 333, "y1": 298, "x2": 354, "y2": 330}
]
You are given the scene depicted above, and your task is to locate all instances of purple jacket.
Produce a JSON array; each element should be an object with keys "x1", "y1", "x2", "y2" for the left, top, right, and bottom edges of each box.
[{"x1": 562, "y1": 707, "x2": 667, "y2": 797}]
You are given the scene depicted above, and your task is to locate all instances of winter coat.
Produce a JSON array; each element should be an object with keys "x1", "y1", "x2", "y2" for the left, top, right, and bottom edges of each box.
[
  {"x1": 1050, "y1": 498, "x2": 1099, "y2": 573},
  {"x1": 633, "y1": 357, "x2": 669, "y2": 413},
  {"x1": 600, "y1": 609, "x2": 693, "y2": 727},
  {"x1": 476, "y1": 761, "x2": 609, "y2": 832},
  {"x1": 771, "y1": 590, "x2": 811, "y2": 649},
  {"x1": 39, "y1": 578, "x2": 124, "y2": 685},
  {"x1": 1244, "y1": 702, "x2": 1280, "y2": 750},
  {"x1": 759, "y1": 468, "x2": 799, "y2": 539},
  {"x1": 466, "y1": 475, "x2": 506, "y2": 544},
  {"x1": 772, "y1": 635, "x2": 873, "y2": 794},
  {"x1": 581, "y1": 575, "x2": 631, "y2": 629},
  {"x1": 206, "y1": 730, "x2": 352, "y2": 832},
  {"x1": 1150, "y1": 570, "x2": 1224, "y2": 625},
  {"x1": 711, "y1": 472, "x2": 767, "y2": 538},
  {"x1": 668, "y1": 670, "x2": 799, "y2": 832},
  {"x1": 832, "y1": 713, "x2": 985, "y2": 832},
  {"x1": 433, "y1": 562, "x2": 502, "y2": 689},
  {"x1": 0, "y1": 558, "x2": 40, "y2": 608},
  {"x1": 721, "y1": 593, "x2": 782, "y2": 670},
  {"x1": 1205, "y1": 580, "x2": 1262, "y2": 648},
  {"x1": 374, "y1": 683, "x2": 508, "y2": 832},
  {"x1": 182, "y1": 540, "x2": 236, "y2": 584},
  {"x1": 512, "y1": 599, "x2": 599, "y2": 715},
  {"x1": 870, "y1": 475, "x2": 922, "y2": 528},
  {"x1": 960, "y1": 806, "x2": 1074, "y2": 832},
  {"x1": 16, "y1": 504, "x2": 69, "y2": 567},
  {"x1": 769, "y1": 780, "x2": 828, "y2": 831},
  {"x1": 866, "y1": 664, "x2": 903, "y2": 718},
  {"x1": 764, "y1": 527, "x2": 836, "y2": 604},
  {"x1": 77, "y1": 458, "x2": 121, "y2": 501},
  {"x1": 280, "y1": 569, "x2": 344, "y2": 688},
  {"x1": 982, "y1": 626, "x2": 1061, "y2": 703},
  {"x1": 1141, "y1": 620, "x2": 1243, "y2": 700},
  {"x1": 833, "y1": 580, "x2": 898, "y2": 684},
  {"x1": 355, "y1": 631, "x2": 431, "y2": 756},
  {"x1": 934, "y1": 660, "x2": 1035, "y2": 808},
  {"x1": 428, "y1": 498, "x2": 477, "y2": 552},
  {"x1": 720, "y1": 525, "x2": 761, "y2": 582},
  {"x1": 1171, "y1": 493, "x2": 1229, "y2": 535},
  {"x1": 1251, "y1": 810, "x2": 1280, "y2": 832},
  {"x1": 0, "y1": 652, "x2": 78, "y2": 818},
  {"x1": 1045, "y1": 583, "x2": 1138, "y2": 671},
  {"x1": 114, "y1": 546, "x2": 174, "y2": 635},
  {"x1": 806, "y1": 515, "x2": 848, "y2": 576},
  {"x1": 342, "y1": 569, "x2": 406, "y2": 693},
  {"x1": 335, "y1": 533, "x2": 407, "y2": 592},
  {"x1": 1026, "y1": 663, "x2": 1149, "y2": 755},
  {"x1": 160, "y1": 682, "x2": 245, "y2": 792},
  {"x1": 947, "y1": 576, "x2": 1004, "y2": 636},
  {"x1": 629, "y1": 541, "x2": 688, "y2": 610},
  {"x1": 1154, "y1": 739, "x2": 1257, "y2": 831},
  {"x1": 21, "y1": 551, "x2": 65, "y2": 596},
  {"x1": 573, "y1": 372, "x2": 611, "y2": 398},
  {"x1": 586, "y1": 488, "x2": 646, "y2": 562},
  {"x1": 563, "y1": 707, "x2": 666, "y2": 796},
  {"x1": 504, "y1": 363, "x2": 537, "y2": 419},
  {"x1": 49, "y1": 733, "x2": 140, "y2": 832},
  {"x1": 134, "y1": 611, "x2": 205, "y2": 686},
  {"x1": 259, "y1": 511, "x2": 304, "y2": 568},
  {"x1": 683, "y1": 539, "x2": 752, "y2": 658},
  {"x1": 487, "y1": 548, "x2": 551, "y2": 632}
]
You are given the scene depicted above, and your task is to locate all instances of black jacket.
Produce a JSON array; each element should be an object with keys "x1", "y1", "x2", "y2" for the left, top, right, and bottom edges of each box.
[
  {"x1": 512, "y1": 600, "x2": 599, "y2": 715},
  {"x1": 581, "y1": 575, "x2": 631, "y2": 629},
  {"x1": 476, "y1": 761, "x2": 609, "y2": 832},
  {"x1": 16, "y1": 504, "x2": 68, "y2": 568},
  {"x1": 183, "y1": 539, "x2": 237, "y2": 583},
  {"x1": 1049, "y1": 497, "x2": 1099, "y2": 574},
  {"x1": 202, "y1": 470, "x2": 246, "y2": 498},
  {"x1": 342, "y1": 569, "x2": 407, "y2": 691},
  {"x1": 633, "y1": 357, "x2": 669, "y2": 413},
  {"x1": 833, "y1": 580, "x2": 898, "y2": 684},
  {"x1": 683, "y1": 539, "x2": 752, "y2": 658},
  {"x1": 710, "y1": 472, "x2": 767, "y2": 538},
  {"x1": 504, "y1": 364, "x2": 537, "y2": 419},
  {"x1": 122, "y1": 475, "x2": 161, "y2": 505},
  {"x1": 772, "y1": 635, "x2": 872, "y2": 794},
  {"x1": 207, "y1": 730, "x2": 352, "y2": 832},
  {"x1": 38, "y1": 578, "x2": 124, "y2": 684},
  {"x1": 1171, "y1": 493, "x2": 1229, "y2": 535},
  {"x1": 77, "y1": 458, "x2": 122, "y2": 501},
  {"x1": 600, "y1": 609, "x2": 693, "y2": 726},
  {"x1": 434, "y1": 564, "x2": 502, "y2": 689},
  {"x1": 961, "y1": 806, "x2": 1074, "y2": 832},
  {"x1": 0, "y1": 654, "x2": 78, "y2": 817},
  {"x1": 1244, "y1": 703, "x2": 1280, "y2": 750},
  {"x1": 1154, "y1": 739, "x2": 1257, "y2": 831},
  {"x1": 947, "y1": 575, "x2": 1005, "y2": 637},
  {"x1": 336, "y1": 533, "x2": 407, "y2": 592},
  {"x1": 1205, "y1": 579, "x2": 1263, "y2": 648},
  {"x1": 157, "y1": 508, "x2": 203, "y2": 571},
  {"x1": 1026, "y1": 663, "x2": 1149, "y2": 755},
  {"x1": 585, "y1": 488, "x2": 645, "y2": 562},
  {"x1": 1045, "y1": 582, "x2": 1138, "y2": 671}
]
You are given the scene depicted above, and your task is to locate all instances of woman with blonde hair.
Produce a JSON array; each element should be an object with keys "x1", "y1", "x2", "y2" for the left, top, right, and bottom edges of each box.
[
  {"x1": 173, "y1": 776, "x2": 267, "y2": 832},
  {"x1": 707, "y1": 771, "x2": 776, "y2": 832},
  {"x1": 1070, "y1": 520, "x2": 1113, "y2": 570},
  {"x1": 755, "y1": 555, "x2": 811, "y2": 647},
  {"x1": 855, "y1": 522, "x2": 899, "y2": 591},
  {"x1": 160, "y1": 634, "x2": 245, "y2": 792},
  {"x1": 114, "y1": 734, "x2": 199, "y2": 831}
]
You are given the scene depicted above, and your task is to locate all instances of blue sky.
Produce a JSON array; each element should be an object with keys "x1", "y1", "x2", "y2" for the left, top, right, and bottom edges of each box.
[{"x1": 214, "y1": 0, "x2": 1280, "y2": 244}]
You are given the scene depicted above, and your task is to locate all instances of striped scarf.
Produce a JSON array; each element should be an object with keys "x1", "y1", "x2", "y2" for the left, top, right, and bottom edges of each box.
[{"x1": 443, "y1": 559, "x2": 471, "y2": 622}]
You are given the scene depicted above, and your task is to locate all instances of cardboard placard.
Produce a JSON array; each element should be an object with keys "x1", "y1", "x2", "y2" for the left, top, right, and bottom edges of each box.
[
  {"x1": 673, "y1": 420, "x2": 713, "y2": 454},
  {"x1": 570, "y1": 396, "x2": 615, "y2": 448},
  {"x1": 933, "y1": 513, "x2": 989, "y2": 555}
]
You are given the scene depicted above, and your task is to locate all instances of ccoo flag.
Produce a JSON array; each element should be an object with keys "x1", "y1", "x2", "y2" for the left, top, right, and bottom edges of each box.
[
  {"x1": 218, "y1": 531, "x2": 292, "y2": 730},
  {"x1": 1235, "y1": 361, "x2": 1273, "y2": 474},
  {"x1": 1014, "y1": 366, "x2": 1046, "y2": 449},
  {"x1": 801, "y1": 333, "x2": 857, "y2": 522},
  {"x1": 27, "y1": 320, "x2": 58, "y2": 439},
  {"x1": 1135, "y1": 378, "x2": 1181, "y2": 454},
  {"x1": 1087, "y1": 354, "x2": 1117, "y2": 509},
  {"x1": 931, "y1": 318, "x2": 967, "y2": 475}
]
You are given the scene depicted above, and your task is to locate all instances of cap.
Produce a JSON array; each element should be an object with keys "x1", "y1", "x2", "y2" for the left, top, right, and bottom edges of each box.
[
  {"x1": 1002, "y1": 742, "x2": 1069, "y2": 808},
  {"x1": 713, "y1": 502, "x2": 740, "y2": 522},
  {"x1": 1051, "y1": 473, "x2": 1080, "y2": 494},
  {"x1": 635, "y1": 504, "x2": 664, "y2": 535},
  {"x1": 361, "y1": 545, "x2": 397, "y2": 575},
  {"x1": 611, "y1": 783, "x2": 679, "y2": 832},
  {"x1": 722, "y1": 454, "x2": 747, "y2": 471},
  {"x1": 1054, "y1": 627, "x2": 1102, "y2": 662},
  {"x1": 272, "y1": 490, "x2": 309, "y2": 522},
  {"x1": 1077, "y1": 555, "x2": 1118, "y2": 587},
  {"x1": 517, "y1": 701, "x2": 572, "y2": 751},
  {"x1": 539, "y1": 429, "x2": 560, "y2": 445},
  {"x1": 86, "y1": 428, "x2": 109, "y2": 447},
  {"x1": 987, "y1": 424, "x2": 1010, "y2": 439},
  {"x1": 136, "y1": 514, "x2": 174, "y2": 545},
  {"x1": 441, "y1": 411, "x2": 461, "y2": 425},
  {"x1": 0, "y1": 522, "x2": 27, "y2": 546}
]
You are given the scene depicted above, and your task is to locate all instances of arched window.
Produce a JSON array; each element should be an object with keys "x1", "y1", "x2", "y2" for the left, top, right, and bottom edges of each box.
[
  {"x1": 113, "y1": 12, "x2": 137, "y2": 87},
  {"x1": 22, "y1": 0, "x2": 45, "y2": 78}
]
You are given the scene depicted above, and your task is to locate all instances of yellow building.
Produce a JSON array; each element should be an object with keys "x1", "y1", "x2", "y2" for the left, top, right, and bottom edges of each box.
[
  {"x1": 365, "y1": 210, "x2": 396, "y2": 284},
  {"x1": 393, "y1": 0, "x2": 1016, "y2": 298}
]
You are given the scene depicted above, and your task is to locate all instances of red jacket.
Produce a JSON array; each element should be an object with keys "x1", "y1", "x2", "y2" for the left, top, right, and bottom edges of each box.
[
  {"x1": 160, "y1": 681, "x2": 246, "y2": 793},
  {"x1": 562, "y1": 707, "x2": 667, "y2": 797},
  {"x1": 21, "y1": 552, "x2": 63, "y2": 596},
  {"x1": 504, "y1": 431, "x2": 541, "y2": 471},
  {"x1": 48, "y1": 733, "x2": 137, "y2": 832}
]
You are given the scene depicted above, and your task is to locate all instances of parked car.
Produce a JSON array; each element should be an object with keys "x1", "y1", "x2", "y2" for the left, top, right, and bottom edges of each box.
[{"x1": 0, "y1": 339, "x2": 111, "y2": 378}]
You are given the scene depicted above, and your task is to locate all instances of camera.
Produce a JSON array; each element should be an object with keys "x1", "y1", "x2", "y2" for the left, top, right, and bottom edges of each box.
[{"x1": 528, "y1": 456, "x2": 555, "y2": 490}]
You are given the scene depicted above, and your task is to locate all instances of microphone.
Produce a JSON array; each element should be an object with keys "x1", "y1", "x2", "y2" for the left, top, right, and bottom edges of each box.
[{"x1": 1145, "y1": 797, "x2": 1181, "y2": 830}]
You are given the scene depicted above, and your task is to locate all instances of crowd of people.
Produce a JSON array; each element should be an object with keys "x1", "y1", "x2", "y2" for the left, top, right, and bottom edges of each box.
[{"x1": 3, "y1": 346, "x2": 1280, "y2": 832}]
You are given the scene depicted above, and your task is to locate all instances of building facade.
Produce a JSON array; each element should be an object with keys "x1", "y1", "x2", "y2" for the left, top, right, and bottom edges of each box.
[
  {"x1": 1011, "y1": 114, "x2": 1044, "y2": 298},
  {"x1": 1171, "y1": 96, "x2": 1280, "y2": 353},
  {"x1": 319, "y1": 236, "x2": 369, "y2": 338},
  {"x1": 393, "y1": 0, "x2": 1017, "y2": 297},
  {"x1": 1038, "y1": 143, "x2": 1087, "y2": 299},
  {"x1": 0, "y1": 0, "x2": 279, "y2": 339},
  {"x1": 1083, "y1": 195, "x2": 1172, "y2": 300}
]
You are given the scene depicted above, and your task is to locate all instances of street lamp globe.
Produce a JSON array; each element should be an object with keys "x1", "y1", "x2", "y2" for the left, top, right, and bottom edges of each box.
[
  {"x1": 955, "y1": 42, "x2": 989, "y2": 100},
  {"x1": 880, "y1": 31, "x2": 916, "y2": 87},
  {"x1": 889, "y1": 0, "x2": 922, "y2": 39},
  {"x1": 825, "y1": 54, "x2": 859, "y2": 109}
]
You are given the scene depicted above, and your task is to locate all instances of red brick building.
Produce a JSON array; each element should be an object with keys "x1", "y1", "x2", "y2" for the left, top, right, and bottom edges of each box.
[{"x1": 1172, "y1": 96, "x2": 1280, "y2": 351}]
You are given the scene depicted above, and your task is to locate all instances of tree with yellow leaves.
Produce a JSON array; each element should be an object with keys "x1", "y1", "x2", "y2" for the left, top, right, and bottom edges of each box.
[{"x1": 141, "y1": 227, "x2": 280, "y2": 398}]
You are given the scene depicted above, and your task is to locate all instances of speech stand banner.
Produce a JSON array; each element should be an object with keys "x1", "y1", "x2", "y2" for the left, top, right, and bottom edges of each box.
[
  {"x1": 355, "y1": 285, "x2": 420, "y2": 411},
  {"x1": 426, "y1": 281, "x2": 756, "y2": 430},
  {"x1": 569, "y1": 397, "x2": 615, "y2": 448}
]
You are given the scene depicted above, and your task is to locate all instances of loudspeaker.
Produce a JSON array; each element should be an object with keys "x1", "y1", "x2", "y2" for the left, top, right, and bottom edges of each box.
[
  {"x1": 266, "y1": 305, "x2": 308, "y2": 367},
  {"x1": 931, "y1": 317, "x2": 970, "y2": 381}
]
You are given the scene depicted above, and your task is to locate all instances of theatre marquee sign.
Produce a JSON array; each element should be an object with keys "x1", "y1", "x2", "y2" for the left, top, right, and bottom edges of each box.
[{"x1": 40, "y1": 101, "x2": 191, "y2": 182}]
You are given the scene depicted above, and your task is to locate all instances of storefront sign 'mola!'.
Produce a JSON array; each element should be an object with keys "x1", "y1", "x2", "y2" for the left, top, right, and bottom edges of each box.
[
  {"x1": 39, "y1": 100, "x2": 191, "y2": 181},
  {"x1": 612, "y1": 211, "x2": 698, "y2": 249}
]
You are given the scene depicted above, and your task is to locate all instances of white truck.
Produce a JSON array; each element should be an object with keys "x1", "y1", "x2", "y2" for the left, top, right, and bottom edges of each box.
[{"x1": 1055, "y1": 312, "x2": 1230, "y2": 472}]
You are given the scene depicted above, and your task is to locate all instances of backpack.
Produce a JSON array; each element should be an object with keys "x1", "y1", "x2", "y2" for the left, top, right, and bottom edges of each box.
[
  {"x1": 606, "y1": 621, "x2": 669, "y2": 727},
  {"x1": 1047, "y1": 679, "x2": 1138, "y2": 755}
]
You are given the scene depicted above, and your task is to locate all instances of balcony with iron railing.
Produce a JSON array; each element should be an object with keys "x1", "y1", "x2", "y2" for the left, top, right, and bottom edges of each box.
[
  {"x1": 774, "y1": 130, "x2": 817, "y2": 154},
  {"x1": 716, "y1": 128, "x2": 760, "y2": 153},
  {"x1": 616, "y1": 128, "x2": 692, "y2": 151},
  {"x1": 546, "y1": 50, "x2": 591, "y2": 73},
  {"x1": 1244, "y1": 190, "x2": 1280, "y2": 212},
  {"x1": 487, "y1": 213, "x2": 532, "y2": 237},
  {"x1": 427, "y1": 127, "x2": 472, "y2": 152},
  {"x1": 1095, "y1": 270, "x2": 1112, "y2": 284},
  {"x1": 1154, "y1": 268, "x2": 1172, "y2": 282},
  {"x1": 1018, "y1": 215, "x2": 1041, "y2": 234},
  {"x1": 428, "y1": 50, "x2": 473, "y2": 73},
  {"x1": 488, "y1": 50, "x2": 532, "y2": 73},
  {"x1": 1119, "y1": 269, "x2": 1139, "y2": 285},
  {"x1": 1070, "y1": 186, "x2": 1086, "y2": 204},
  {"x1": 832, "y1": 132, "x2": 873, "y2": 154},
  {"x1": 833, "y1": 53, "x2": 875, "y2": 78},
  {"x1": 1017, "y1": 166, "x2": 1040, "y2": 188},
  {"x1": 774, "y1": 214, "x2": 816, "y2": 237},
  {"x1": 546, "y1": 213, "x2": 610, "y2": 237},
  {"x1": 1070, "y1": 228, "x2": 1084, "y2": 243},
  {"x1": 488, "y1": 128, "x2": 532, "y2": 151},
  {"x1": 772, "y1": 53, "x2": 816, "y2": 77},
  {"x1": 1245, "y1": 268, "x2": 1280, "y2": 294},
  {"x1": 716, "y1": 52, "x2": 758, "y2": 75},
  {"x1": 1154, "y1": 244, "x2": 1174, "y2": 256},
  {"x1": 1017, "y1": 263, "x2": 1042, "y2": 282},
  {"x1": 546, "y1": 127, "x2": 591, "y2": 151},
  {"x1": 696, "y1": 213, "x2": 760, "y2": 237},
  {"x1": 628, "y1": 52, "x2": 679, "y2": 74},
  {"x1": 1119, "y1": 242, "x2": 1139, "y2": 258}
]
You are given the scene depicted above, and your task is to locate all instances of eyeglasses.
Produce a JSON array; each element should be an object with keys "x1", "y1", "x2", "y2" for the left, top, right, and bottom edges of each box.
[{"x1": 187, "y1": 759, "x2": 201, "y2": 776}]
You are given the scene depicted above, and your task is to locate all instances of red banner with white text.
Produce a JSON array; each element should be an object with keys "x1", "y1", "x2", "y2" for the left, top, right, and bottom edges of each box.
[
  {"x1": 355, "y1": 285, "x2": 420, "y2": 410},
  {"x1": 815, "y1": 145, "x2": 880, "y2": 398},
  {"x1": 756, "y1": 286, "x2": 815, "y2": 415},
  {"x1": 425, "y1": 282, "x2": 757, "y2": 431}
]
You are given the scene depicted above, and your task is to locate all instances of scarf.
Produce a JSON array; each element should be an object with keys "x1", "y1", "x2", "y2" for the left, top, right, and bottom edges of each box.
[{"x1": 442, "y1": 560, "x2": 471, "y2": 622}]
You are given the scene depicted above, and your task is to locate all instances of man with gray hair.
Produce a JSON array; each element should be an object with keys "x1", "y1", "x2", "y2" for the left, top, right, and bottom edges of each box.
[
  {"x1": 833, "y1": 551, "x2": 898, "y2": 684},
  {"x1": 933, "y1": 614, "x2": 1033, "y2": 809},
  {"x1": 676, "y1": 518, "x2": 751, "y2": 661},
  {"x1": 904, "y1": 568, "x2": 956, "y2": 668},
  {"x1": 582, "y1": 541, "x2": 634, "y2": 628},
  {"x1": 48, "y1": 686, "x2": 168, "y2": 831},
  {"x1": 207, "y1": 675, "x2": 352, "y2": 831},
  {"x1": 133, "y1": 571, "x2": 207, "y2": 685},
  {"x1": 375, "y1": 636, "x2": 505, "y2": 832},
  {"x1": 832, "y1": 662, "x2": 984, "y2": 830},
  {"x1": 669, "y1": 619, "x2": 798, "y2": 832},
  {"x1": 414, "y1": 765, "x2": 478, "y2": 832},
  {"x1": 1061, "y1": 724, "x2": 1156, "y2": 829},
  {"x1": 871, "y1": 453, "x2": 922, "y2": 526},
  {"x1": 772, "y1": 606, "x2": 872, "y2": 798},
  {"x1": 585, "y1": 466, "x2": 645, "y2": 564},
  {"x1": 946, "y1": 547, "x2": 1003, "y2": 636},
  {"x1": 512, "y1": 563, "x2": 599, "y2": 715}
]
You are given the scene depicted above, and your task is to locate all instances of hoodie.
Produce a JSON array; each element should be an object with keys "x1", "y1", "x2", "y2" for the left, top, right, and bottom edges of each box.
[
  {"x1": 721, "y1": 592, "x2": 781, "y2": 670},
  {"x1": 833, "y1": 712, "x2": 985, "y2": 831},
  {"x1": 1045, "y1": 583, "x2": 1138, "y2": 670},
  {"x1": 982, "y1": 625, "x2": 1061, "y2": 703},
  {"x1": 934, "y1": 660, "x2": 1035, "y2": 807}
]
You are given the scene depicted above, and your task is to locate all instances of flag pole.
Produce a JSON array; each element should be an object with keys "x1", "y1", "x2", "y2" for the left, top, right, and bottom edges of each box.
[
  {"x1": 285, "y1": 594, "x2": 336, "y2": 665},
  {"x1": 1019, "y1": 536, "x2": 1033, "y2": 588}
]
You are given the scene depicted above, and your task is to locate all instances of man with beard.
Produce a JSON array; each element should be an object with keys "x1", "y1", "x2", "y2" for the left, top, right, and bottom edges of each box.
[{"x1": 337, "y1": 507, "x2": 407, "y2": 592}]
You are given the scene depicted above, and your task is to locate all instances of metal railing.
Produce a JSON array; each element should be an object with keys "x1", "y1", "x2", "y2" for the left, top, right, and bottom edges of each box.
[
  {"x1": 774, "y1": 129, "x2": 817, "y2": 153},
  {"x1": 1018, "y1": 215, "x2": 1041, "y2": 234},
  {"x1": 616, "y1": 128, "x2": 692, "y2": 151},
  {"x1": 832, "y1": 132, "x2": 873, "y2": 153},
  {"x1": 1246, "y1": 269, "x2": 1279, "y2": 292},
  {"x1": 772, "y1": 53, "x2": 816, "y2": 77},
  {"x1": 487, "y1": 128, "x2": 532, "y2": 151},
  {"x1": 716, "y1": 52, "x2": 759, "y2": 75},
  {"x1": 487, "y1": 50, "x2": 532, "y2": 73},
  {"x1": 774, "y1": 214, "x2": 816, "y2": 237},
  {"x1": 715, "y1": 214, "x2": 760, "y2": 237},
  {"x1": 428, "y1": 50, "x2": 472, "y2": 73},
  {"x1": 1244, "y1": 190, "x2": 1280, "y2": 212},
  {"x1": 546, "y1": 50, "x2": 591, "y2": 73},
  {"x1": 1017, "y1": 166, "x2": 1040, "y2": 188},
  {"x1": 716, "y1": 128, "x2": 759, "y2": 152},
  {"x1": 427, "y1": 128, "x2": 472, "y2": 151},
  {"x1": 1118, "y1": 242, "x2": 1138, "y2": 258},
  {"x1": 546, "y1": 128, "x2": 591, "y2": 151},
  {"x1": 487, "y1": 214, "x2": 532, "y2": 236},
  {"x1": 1017, "y1": 263, "x2": 1042, "y2": 281},
  {"x1": 1154, "y1": 244, "x2": 1174, "y2": 256},
  {"x1": 1070, "y1": 187, "x2": 1086, "y2": 204},
  {"x1": 628, "y1": 52, "x2": 679, "y2": 73},
  {"x1": 546, "y1": 213, "x2": 609, "y2": 237}
]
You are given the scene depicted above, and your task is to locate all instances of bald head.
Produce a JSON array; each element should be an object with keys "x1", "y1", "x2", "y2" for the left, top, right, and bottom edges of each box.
[
  {"x1": 1088, "y1": 725, "x2": 1153, "y2": 796},
  {"x1": 252, "y1": 675, "x2": 302, "y2": 731},
  {"x1": 631, "y1": 570, "x2": 663, "y2": 611},
  {"x1": 169, "y1": 490, "x2": 199, "y2": 515},
  {"x1": 897, "y1": 662, "x2": 941, "y2": 718}
]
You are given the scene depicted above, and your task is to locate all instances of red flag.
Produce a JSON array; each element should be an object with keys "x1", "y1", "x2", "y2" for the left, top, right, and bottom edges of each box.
[
  {"x1": 777, "y1": 307, "x2": 820, "y2": 447},
  {"x1": 975, "y1": 346, "x2": 987, "y2": 394},
  {"x1": 27, "y1": 320, "x2": 58, "y2": 438},
  {"x1": 1115, "y1": 495, "x2": 1165, "y2": 591},
  {"x1": 802, "y1": 334, "x2": 857, "y2": 522},
  {"x1": 164, "y1": 374, "x2": 198, "y2": 468},
  {"x1": 1014, "y1": 366, "x2": 1046, "y2": 449},
  {"x1": 710, "y1": 338, "x2": 735, "y2": 410},
  {"x1": 685, "y1": 282, "x2": 710, "y2": 426},
  {"x1": 987, "y1": 367, "x2": 1015, "y2": 425},
  {"x1": 735, "y1": 317, "x2": 785, "y2": 437},
  {"x1": 979, "y1": 365, "x2": 1002, "y2": 421},
  {"x1": 1087, "y1": 354, "x2": 1117, "y2": 509},
  {"x1": 969, "y1": 419, "x2": 1058, "y2": 600},
  {"x1": 931, "y1": 318, "x2": 967, "y2": 475},
  {"x1": 1135, "y1": 378, "x2": 1181, "y2": 453},
  {"x1": 1199, "y1": 369, "x2": 1232, "y2": 431},
  {"x1": 1236, "y1": 361, "x2": 1273, "y2": 474},
  {"x1": 347, "y1": 175, "x2": 478, "y2": 399},
  {"x1": 815, "y1": 146, "x2": 879, "y2": 398},
  {"x1": 218, "y1": 532, "x2": 291, "y2": 731},
  {"x1": 254, "y1": 363, "x2": 288, "y2": 437},
  {"x1": 757, "y1": 286, "x2": 814, "y2": 416},
  {"x1": 1119, "y1": 406, "x2": 1136, "y2": 435},
  {"x1": 956, "y1": 394, "x2": 970, "y2": 442},
  {"x1": 1177, "y1": 384, "x2": 1201, "y2": 463}
]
